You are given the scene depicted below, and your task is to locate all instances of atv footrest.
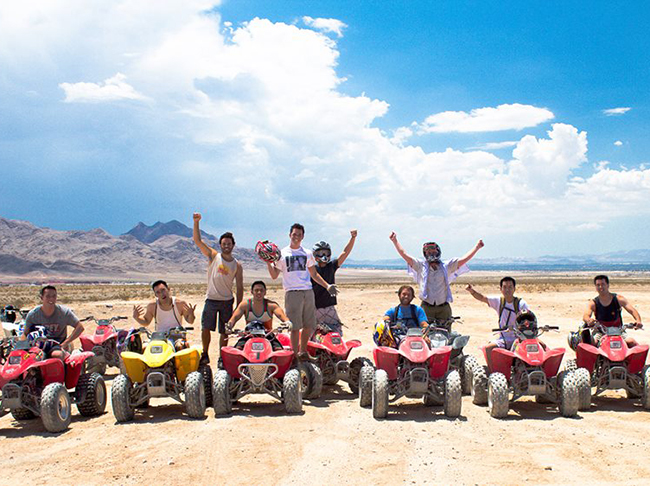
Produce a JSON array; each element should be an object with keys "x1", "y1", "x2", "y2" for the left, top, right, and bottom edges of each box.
[
  {"x1": 608, "y1": 366, "x2": 627, "y2": 389},
  {"x1": 146, "y1": 371, "x2": 167, "y2": 397},
  {"x1": 527, "y1": 370, "x2": 547, "y2": 396},
  {"x1": 1, "y1": 383, "x2": 22, "y2": 409}
]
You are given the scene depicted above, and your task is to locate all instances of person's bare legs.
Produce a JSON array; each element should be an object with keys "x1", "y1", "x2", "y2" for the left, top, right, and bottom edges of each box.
[
  {"x1": 485, "y1": 342, "x2": 498, "y2": 372},
  {"x1": 291, "y1": 330, "x2": 300, "y2": 357},
  {"x1": 300, "y1": 328, "x2": 313, "y2": 354},
  {"x1": 219, "y1": 332, "x2": 228, "y2": 349},
  {"x1": 202, "y1": 329, "x2": 211, "y2": 354}
]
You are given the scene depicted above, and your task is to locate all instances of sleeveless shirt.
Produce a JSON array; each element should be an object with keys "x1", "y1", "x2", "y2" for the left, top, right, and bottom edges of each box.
[
  {"x1": 206, "y1": 253, "x2": 238, "y2": 301},
  {"x1": 154, "y1": 297, "x2": 182, "y2": 332},
  {"x1": 594, "y1": 294, "x2": 622, "y2": 326},
  {"x1": 246, "y1": 298, "x2": 274, "y2": 331}
]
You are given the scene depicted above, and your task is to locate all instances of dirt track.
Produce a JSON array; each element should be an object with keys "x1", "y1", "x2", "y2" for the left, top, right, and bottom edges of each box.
[{"x1": 2, "y1": 278, "x2": 649, "y2": 485}]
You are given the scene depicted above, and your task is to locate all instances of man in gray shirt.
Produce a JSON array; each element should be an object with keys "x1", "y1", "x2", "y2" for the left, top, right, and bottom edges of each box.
[{"x1": 22, "y1": 285, "x2": 85, "y2": 361}]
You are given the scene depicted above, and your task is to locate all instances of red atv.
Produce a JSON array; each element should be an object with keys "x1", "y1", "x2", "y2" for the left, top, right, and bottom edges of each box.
[
  {"x1": 79, "y1": 316, "x2": 143, "y2": 375},
  {"x1": 0, "y1": 338, "x2": 106, "y2": 432},
  {"x1": 306, "y1": 324, "x2": 373, "y2": 394},
  {"x1": 213, "y1": 322, "x2": 313, "y2": 415},
  {"x1": 472, "y1": 318, "x2": 585, "y2": 418},
  {"x1": 358, "y1": 324, "x2": 462, "y2": 419},
  {"x1": 567, "y1": 322, "x2": 650, "y2": 409}
]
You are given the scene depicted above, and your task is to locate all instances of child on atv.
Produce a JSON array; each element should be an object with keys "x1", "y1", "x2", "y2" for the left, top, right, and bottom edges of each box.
[{"x1": 374, "y1": 286, "x2": 428, "y2": 348}]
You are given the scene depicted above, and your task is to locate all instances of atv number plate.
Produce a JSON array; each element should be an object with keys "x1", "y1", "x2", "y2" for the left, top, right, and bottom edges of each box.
[
  {"x1": 410, "y1": 341, "x2": 424, "y2": 350},
  {"x1": 8, "y1": 355, "x2": 21, "y2": 365},
  {"x1": 610, "y1": 341, "x2": 622, "y2": 349},
  {"x1": 251, "y1": 342, "x2": 265, "y2": 352},
  {"x1": 526, "y1": 344, "x2": 539, "y2": 353},
  {"x1": 150, "y1": 345, "x2": 163, "y2": 354},
  {"x1": 330, "y1": 337, "x2": 342, "y2": 345}
]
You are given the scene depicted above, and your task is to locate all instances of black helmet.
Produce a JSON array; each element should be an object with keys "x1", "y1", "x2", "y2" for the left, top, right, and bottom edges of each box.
[
  {"x1": 422, "y1": 242, "x2": 441, "y2": 263},
  {"x1": 313, "y1": 241, "x2": 332, "y2": 263}
]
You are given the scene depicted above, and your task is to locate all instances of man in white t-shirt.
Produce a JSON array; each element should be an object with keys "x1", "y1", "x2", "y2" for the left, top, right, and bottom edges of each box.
[
  {"x1": 466, "y1": 276, "x2": 529, "y2": 369},
  {"x1": 266, "y1": 223, "x2": 337, "y2": 358},
  {"x1": 389, "y1": 232, "x2": 484, "y2": 324}
]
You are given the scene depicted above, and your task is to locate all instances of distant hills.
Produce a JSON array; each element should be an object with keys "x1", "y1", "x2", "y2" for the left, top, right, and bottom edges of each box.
[{"x1": 0, "y1": 217, "x2": 259, "y2": 281}]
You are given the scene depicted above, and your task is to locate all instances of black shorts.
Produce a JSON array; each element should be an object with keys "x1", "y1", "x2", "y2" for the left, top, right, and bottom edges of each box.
[{"x1": 201, "y1": 298, "x2": 234, "y2": 333}]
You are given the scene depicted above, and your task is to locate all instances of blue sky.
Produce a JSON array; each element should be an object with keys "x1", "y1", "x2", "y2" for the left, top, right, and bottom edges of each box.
[{"x1": 1, "y1": 1, "x2": 649, "y2": 259}]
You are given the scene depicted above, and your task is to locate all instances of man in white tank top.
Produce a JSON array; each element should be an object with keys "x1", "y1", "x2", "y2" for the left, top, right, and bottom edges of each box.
[
  {"x1": 193, "y1": 213, "x2": 244, "y2": 361},
  {"x1": 132, "y1": 280, "x2": 196, "y2": 332}
]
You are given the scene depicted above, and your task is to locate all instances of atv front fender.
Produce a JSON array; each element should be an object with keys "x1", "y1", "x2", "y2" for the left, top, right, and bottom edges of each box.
[
  {"x1": 576, "y1": 343, "x2": 600, "y2": 373},
  {"x1": 491, "y1": 348, "x2": 515, "y2": 379},
  {"x1": 428, "y1": 346, "x2": 452, "y2": 380},
  {"x1": 120, "y1": 351, "x2": 148, "y2": 383},
  {"x1": 374, "y1": 346, "x2": 400, "y2": 380},
  {"x1": 64, "y1": 351, "x2": 95, "y2": 388},
  {"x1": 626, "y1": 344, "x2": 649, "y2": 375},
  {"x1": 174, "y1": 346, "x2": 202, "y2": 382}
]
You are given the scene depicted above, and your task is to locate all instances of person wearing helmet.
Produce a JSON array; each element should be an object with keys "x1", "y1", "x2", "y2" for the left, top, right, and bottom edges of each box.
[
  {"x1": 389, "y1": 232, "x2": 484, "y2": 323},
  {"x1": 581, "y1": 275, "x2": 642, "y2": 348},
  {"x1": 21, "y1": 285, "x2": 85, "y2": 362},
  {"x1": 192, "y1": 212, "x2": 244, "y2": 362},
  {"x1": 266, "y1": 223, "x2": 338, "y2": 359},
  {"x1": 466, "y1": 277, "x2": 530, "y2": 369},
  {"x1": 310, "y1": 230, "x2": 357, "y2": 335}
]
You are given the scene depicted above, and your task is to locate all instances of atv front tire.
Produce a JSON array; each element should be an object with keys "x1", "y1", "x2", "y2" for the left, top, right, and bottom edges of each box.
[
  {"x1": 111, "y1": 374, "x2": 135, "y2": 422},
  {"x1": 487, "y1": 372, "x2": 509, "y2": 418},
  {"x1": 299, "y1": 362, "x2": 323, "y2": 399},
  {"x1": 472, "y1": 365, "x2": 488, "y2": 405},
  {"x1": 461, "y1": 355, "x2": 479, "y2": 395},
  {"x1": 444, "y1": 370, "x2": 462, "y2": 418},
  {"x1": 184, "y1": 371, "x2": 206, "y2": 419},
  {"x1": 358, "y1": 365, "x2": 374, "y2": 408},
  {"x1": 283, "y1": 369, "x2": 303, "y2": 414},
  {"x1": 642, "y1": 365, "x2": 650, "y2": 410},
  {"x1": 213, "y1": 370, "x2": 232, "y2": 415},
  {"x1": 199, "y1": 364, "x2": 213, "y2": 408},
  {"x1": 41, "y1": 382, "x2": 72, "y2": 433},
  {"x1": 348, "y1": 357, "x2": 373, "y2": 395},
  {"x1": 573, "y1": 367, "x2": 592, "y2": 411},
  {"x1": 558, "y1": 371, "x2": 579, "y2": 417},
  {"x1": 372, "y1": 369, "x2": 389, "y2": 419},
  {"x1": 76, "y1": 372, "x2": 107, "y2": 416}
]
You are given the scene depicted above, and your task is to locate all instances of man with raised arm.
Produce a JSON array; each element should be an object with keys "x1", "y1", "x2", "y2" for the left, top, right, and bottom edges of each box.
[
  {"x1": 311, "y1": 229, "x2": 357, "y2": 335},
  {"x1": 266, "y1": 223, "x2": 338, "y2": 359},
  {"x1": 583, "y1": 274, "x2": 643, "y2": 348},
  {"x1": 192, "y1": 213, "x2": 244, "y2": 360},
  {"x1": 132, "y1": 280, "x2": 196, "y2": 332},
  {"x1": 389, "y1": 232, "x2": 484, "y2": 323},
  {"x1": 466, "y1": 277, "x2": 530, "y2": 369},
  {"x1": 21, "y1": 285, "x2": 85, "y2": 362}
]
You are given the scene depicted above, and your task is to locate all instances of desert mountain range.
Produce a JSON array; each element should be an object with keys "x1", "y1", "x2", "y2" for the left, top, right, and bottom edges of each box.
[{"x1": 0, "y1": 217, "x2": 260, "y2": 282}]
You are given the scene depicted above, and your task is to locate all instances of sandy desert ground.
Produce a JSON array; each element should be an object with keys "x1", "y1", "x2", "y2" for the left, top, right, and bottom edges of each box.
[{"x1": 1, "y1": 271, "x2": 649, "y2": 485}]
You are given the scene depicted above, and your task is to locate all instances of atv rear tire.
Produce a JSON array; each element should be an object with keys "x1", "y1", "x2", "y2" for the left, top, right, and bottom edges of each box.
[
  {"x1": 444, "y1": 370, "x2": 462, "y2": 418},
  {"x1": 372, "y1": 369, "x2": 389, "y2": 419},
  {"x1": 564, "y1": 358, "x2": 577, "y2": 373},
  {"x1": 558, "y1": 371, "x2": 579, "y2": 417},
  {"x1": 111, "y1": 374, "x2": 135, "y2": 422},
  {"x1": 487, "y1": 372, "x2": 509, "y2": 418},
  {"x1": 283, "y1": 369, "x2": 303, "y2": 414},
  {"x1": 213, "y1": 370, "x2": 232, "y2": 415},
  {"x1": 199, "y1": 364, "x2": 213, "y2": 408},
  {"x1": 76, "y1": 372, "x2": 107, "y2": 416},
  {"x1": 11, "y1": 408, "x2": 37, "y2": 421},
  {"x1": 471, "y1": 365, "x2": 488, "y2": 405},
  {"x1": 184, "y1": 371, "x2": 206, "y2": 419},
  {"x1": 574, "y1": 367, "x2": 592, "y2": 411},
  {"x1": 461, "y1": 355, "x2": 479, "y2": 395},
  {"x1": 41, "y1": 382, "x2": 72, "y2": 433},
  {"x1": 358, "y1": 365, "x2": 374, "y2": 408},
  {"x1": 299, "y1": 362, "x2": 323, "y2": 399},
  {"x1": 641, "y1": 365, "x2": 650, "y2": 410},
  {"x1": 348, "y1": 357, "x2": 373, "y2": 395}
]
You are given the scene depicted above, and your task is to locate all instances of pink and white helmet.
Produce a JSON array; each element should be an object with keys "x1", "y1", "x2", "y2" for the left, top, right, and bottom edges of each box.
[{"x1": 255, "y1": 240, "x2": 281, "y2": 263}]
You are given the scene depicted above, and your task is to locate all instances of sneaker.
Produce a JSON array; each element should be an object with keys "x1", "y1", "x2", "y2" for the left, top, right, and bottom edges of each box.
[
  {"x1": 200, "y1": 352, "x2": 210, "y2": 365},
  {"x1": 217, "y1": 357, "x2": 224, "y2": 370}
]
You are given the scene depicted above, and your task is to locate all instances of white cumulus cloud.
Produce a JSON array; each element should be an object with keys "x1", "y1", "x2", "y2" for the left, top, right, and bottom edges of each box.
[
  {"x1": 603, "y1": 107, "x2": 631, "y2": 116},
  {"x1": 614, "y1": 140, "x2": 623, "y2": 146},
  {"x1": 416, "y1": 103, "x2": 554, "y2": 134},
  {"x1": 60, "y1": 73, "x2": 149, "y2": 103},
  {"x1": 302, "y1": 16, "x2": 347, "y2": 37}
]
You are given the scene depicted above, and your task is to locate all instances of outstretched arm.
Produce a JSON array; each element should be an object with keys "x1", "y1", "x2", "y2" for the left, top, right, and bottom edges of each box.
[
  {"x1": 266, "y1": 262, "x2": 281, "y2": 280},
  {"x1": 192, "y1": 213, "x2": 217, "y2": 261},
  {"x1": 132, "y1": 303, "x2": 155, "y2": 326},
  {"x1": 389, "y1": 232, "x2": 416, "y2": 268},
  {"x1": 337, "y1": 230, "x2": 357, "y2": 267},
  {"x1": 618, "y1": 294, "x2": 643, "y2": 327},
  {"x1": 465, "y1": 284, "x2": 489, "y2": 304},
  {"x1": 176, "y1": 300, "x2": 196, "y2": 325},
  {"x1": 458, "y1": 239, "x2": 484, "y2": 267}
]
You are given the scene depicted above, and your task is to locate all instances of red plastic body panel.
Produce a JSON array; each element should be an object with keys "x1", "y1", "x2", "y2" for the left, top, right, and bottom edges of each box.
[
  {"x1": 63, "y1": 352, "x2": 95, "y2": 388},
  {"x1": 576, "y1": 338, "x2": 649, "y2": 375},
  {"x1": 307, "y1": 333, "x2": 360, "y2": 360},
  {"x1": 79, "y1": 325, "x2": 118, "y2": 350},
  {"x1": 373, "y1": 337, "x2": 452, "y2": 381},
  {"x1": 221, "y1": 338, "x2": 294, "y2": 379},
  {"x1": 488, "y1": 340, "x2": 565, "y2": 380}
]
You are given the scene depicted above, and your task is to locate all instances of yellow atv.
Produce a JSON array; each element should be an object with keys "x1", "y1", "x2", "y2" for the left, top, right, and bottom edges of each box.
[{"x1": 111, "y1": 326, "x2": 211, "y2": 421}]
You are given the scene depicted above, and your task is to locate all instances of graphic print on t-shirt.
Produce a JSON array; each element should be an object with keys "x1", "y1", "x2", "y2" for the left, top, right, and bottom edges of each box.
[
  {"x1": 217, "y1": 264, "x2": 230, "y2": 275},
  {"x1": 286, "y1": 255, "x2": 307, "y2": 272}
]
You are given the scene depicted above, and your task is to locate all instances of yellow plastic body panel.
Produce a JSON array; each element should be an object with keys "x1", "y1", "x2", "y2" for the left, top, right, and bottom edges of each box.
[
  {"x1": 174, "y1": 345, "x2": 202, "y2": 382},
  {"x1": 142, "y1": 339, "x2": 175, "y2": 368},
  {"x1": 121, "y1": 351, "x2": 148, "y2": 383}
]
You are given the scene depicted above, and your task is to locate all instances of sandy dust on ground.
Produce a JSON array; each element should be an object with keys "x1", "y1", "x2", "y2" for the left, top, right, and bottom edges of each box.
[{"x1": 1, "y1": 273, "x2": 649, "y2": 486}]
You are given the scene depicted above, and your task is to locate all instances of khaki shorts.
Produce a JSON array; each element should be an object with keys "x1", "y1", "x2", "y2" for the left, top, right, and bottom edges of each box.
[
  {"x1": 421, "y1": 301, "x2": 452, "y2": 324},
  {"x1": 285, "y1": 290, "x2": 317, "y2": 331}
]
